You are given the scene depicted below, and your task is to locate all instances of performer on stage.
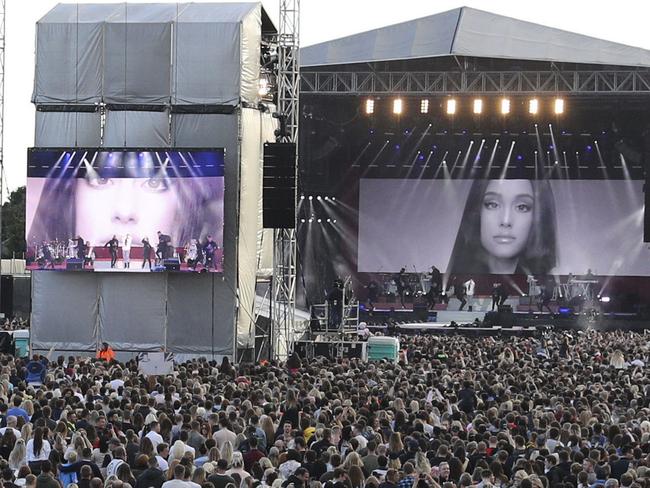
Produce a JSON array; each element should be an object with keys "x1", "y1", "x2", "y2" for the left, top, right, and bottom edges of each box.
[
  {"x1": 186, "y1": 239, "x2": 200, "y2": 270},
  {"x1": 448, "y1": 276, "x2": 467, "y2": 311},
  {"x1": 366, "y1": 279, "x2": 379, "y2": 308},
  {"x1": 394, "y1": 267, "x2": 407, "y2": 308},
  {"x1": 122, "y1": 234, "x2": 132, "y2": 269},
  {"x1": 105, "y1": 235, "x2": 119, "y2": 268},
  {"x1": 327, "y1": 280, "x2": 344, "y2": 329},
  {"x1": 75, "y1": 236, "x2": 85, "y2": 260},
  {"x1": 203, "y1": 235, "x2": 218, "y2": 271},
  {"x1": 463, "y1": 277, "x2": 476, "y2": 311},
  {"x1": 537, "y1": 283, "x2": 553, "y2": 314},
  {"x1": 426, "y1": 265, "x2": 442, "y2": 309},
  {"x1": 84, "y1": 242, "x2": 95, "y2": 268},
  {"x1": 156, "y1": 231, "x2": 172, "y2": 262},
  {"x1": 141, "y1": 237, "x2": 153, "y2": 269},
  {"x1": 39, "y1": 241, "x2": 55, "y2": 269},
  {"x1": 494, "y1": 282, "x2": 508, "y2": 309}
]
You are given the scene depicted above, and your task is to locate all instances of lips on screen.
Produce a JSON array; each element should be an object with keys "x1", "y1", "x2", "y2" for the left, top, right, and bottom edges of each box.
[{"x1": 26, "y1": 149, "x2": 225, "y2": 249}]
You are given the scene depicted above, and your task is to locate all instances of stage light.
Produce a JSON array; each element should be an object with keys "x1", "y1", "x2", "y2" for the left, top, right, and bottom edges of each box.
[
  {"x1": 258, "y1": 78, "x2": 269, "y2": 96},
  {"x1": 308, "y1": 218, "x2": 313, "y2": 222},
  {"x1": 500, "y1": 98, "x2": 511, "y2": 115},
  {"x1": 446, "y1": 99, "x2": 456, "y2": 115},
  {"x1": 317, "y1": 219, "x2": 322, "y2": 223},
  {"x1": 326, "y1": 219, "x2": 331, "y2": 223},
  {"x1": 308, "y1": 195, "x2": 313, "y2": 201},
  {"x1": 529, "y1": 98, "x2": 539, "y2": 114},
  {"x1": 420, "y1": 99, "x2": 429, "y2": 114},
  {"x1": 554, "y1": 98, "x2": 564, "y2": 114},
  {"x1": 473, "y1": 99, "x2": 483, "y2": 114},
  {"x1": 333, "y1": 219, "x2": 337, "y2": 223},
  {"x1": 600, "y1": 296, "x2": 610, "y2": 303},
  {"x1": 300, "y1": 219, "x2": 305, "y2": 223},
  {"x1": 365, "y1": 99, "x2": 374, "y2": 115},
  {"x1": 393, "y1": 99, "x2": 403, "y2": 115},
  {"x1": 300, "y1": 195, "x2": 305, "y2": 200},
  {"x1": 331, "y1": 197, "x2": 336, "y2": 201},
  {"x1": 317, "y1": 196, "x2": 322, "y2": 200}
]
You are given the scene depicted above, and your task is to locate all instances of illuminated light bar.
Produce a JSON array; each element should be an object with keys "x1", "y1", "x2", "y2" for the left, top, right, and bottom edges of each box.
[
  {"x1": 554, "y1": 98, "x2": 565, "y2": 114},
  {"x1": 365, "y1": 99, "x2": 374, "y2": 114},
  {"x1": 500, "y1": 98, "x2": 511, "y2": 115},
  {"x1": 529, "y1": 99, "x2": 539, "y2": 114},
  {"x1": 473, "y1": 99, "x2": 483, "y2": 114},
  {"x1": 393, "y1": 98, "x2": 403, "y2": 115},
  {"x1": 446, "y1": 99, "x2": 456, "y2": 115},
  {"x1": 420, "y1": 99, "x2": 429, "y2": 114}
]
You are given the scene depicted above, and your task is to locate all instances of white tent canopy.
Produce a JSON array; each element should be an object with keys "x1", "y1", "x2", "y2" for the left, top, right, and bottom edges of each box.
[{"x1": 301, "y1": 6, "x2": 650, "y2": 68}]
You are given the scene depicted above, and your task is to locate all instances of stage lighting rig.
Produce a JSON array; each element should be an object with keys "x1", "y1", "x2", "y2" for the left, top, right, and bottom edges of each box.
[{"x1": 554, "y1": 98, "x2": 565, "y2": 114}]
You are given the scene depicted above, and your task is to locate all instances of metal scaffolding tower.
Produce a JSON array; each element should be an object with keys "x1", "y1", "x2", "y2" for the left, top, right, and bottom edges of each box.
[
  {"x1": 0, "y1": 0, "x2": 6, "y2": 292},
  {"x1": 270, "y1": 0, "x2": 300, "y2": 359}
]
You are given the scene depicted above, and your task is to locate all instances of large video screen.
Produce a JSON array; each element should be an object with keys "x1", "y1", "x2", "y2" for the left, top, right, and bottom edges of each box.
[
  {"x1": 27, "y1": 148, "x2": 225, "y2": 273},
  {"x1": 359, "y1": 179, "x2": 650, "y2": 276}
]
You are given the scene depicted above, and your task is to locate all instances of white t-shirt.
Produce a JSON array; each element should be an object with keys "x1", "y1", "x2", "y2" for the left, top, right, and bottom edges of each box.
[
  {"x1": 145, "y1": 430, "x2": 164, "y2": 449},
  {"x1": 106, "y1": 458, "x2": 125, "y2": 478},
  {"x1": 156, "y1": 455, "x2": 169, "y2": 471},
  {"x1": 26, "y1": 439, "x2": 51, "y2": 462},
  {"x1": 0, "y1": 427, "x2": 21, "y2": 439}
]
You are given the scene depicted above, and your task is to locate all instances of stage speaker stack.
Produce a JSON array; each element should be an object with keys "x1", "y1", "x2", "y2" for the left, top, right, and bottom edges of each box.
[
  {"x1": 65, "y1": 258, "x2": 83, "y2": 270},
  {"x1": 484, "y1": 309, "x2": 515, "y2": 328},
  {"x1": 263, "y1": 142, "x2": 296, "y2": 229}
]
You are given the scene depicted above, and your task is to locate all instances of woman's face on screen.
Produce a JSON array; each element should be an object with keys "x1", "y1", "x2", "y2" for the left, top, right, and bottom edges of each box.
[
  {"x1": 74, "y1": 176, "x2": 177, "y2": 245},
  {"x1": 479, "y1": 179, "x2": 534, "y2": 260}
]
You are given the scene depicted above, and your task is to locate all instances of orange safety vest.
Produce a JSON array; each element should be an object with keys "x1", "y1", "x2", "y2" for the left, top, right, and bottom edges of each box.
[{"x1": 96, "y1": 347, "x2": 115, "y2": 361}]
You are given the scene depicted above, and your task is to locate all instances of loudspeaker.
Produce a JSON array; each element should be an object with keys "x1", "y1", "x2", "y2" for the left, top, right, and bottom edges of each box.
[
  {"x1": 484, "y1": 310, "x2": 514, "y2": 328},
  {"x1": 645, "y1": 178, "x2": 650, "y2": 242},
  {"x1": 0, "y1": 276, "x2": 12, "y2": 317},
  {"x1": 164, "y1": 259, "x2": 180, "y2": 271},
  {"x1": 263, "y1": 142, "x2": 296, "y2": 228},
  {"x1": 413, "y1": 303, "x2": 428, "y2": 321},
  {"x1": 66, "y1": 258, "x2": 83, "y2": 270}
]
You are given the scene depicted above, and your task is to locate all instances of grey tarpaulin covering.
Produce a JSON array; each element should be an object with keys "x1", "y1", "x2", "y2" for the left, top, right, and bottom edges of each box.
[
  {"x1": 301, "y1": 7, "x2": 650, "y2": 68},
  {"x1": 31, "y1": 272, "x2": 98, "y2": 352},
  {"x1": 33, "y1": 3, "x2": 270, "y2": 106},
  {"x1": 31, "y1": 272, "x2": 234, "y2": 356},
  {"x1": 104, "y1": 110, "x2": 170, "y2": 147},
  {"x1": 35, "y1": 111, "x2": 101, "y2": 147}
]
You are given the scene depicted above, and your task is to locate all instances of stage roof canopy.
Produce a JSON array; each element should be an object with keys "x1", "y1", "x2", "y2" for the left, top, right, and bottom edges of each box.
[{"x1": 301, "y1": 7, "x2": 650, "y2": 68}]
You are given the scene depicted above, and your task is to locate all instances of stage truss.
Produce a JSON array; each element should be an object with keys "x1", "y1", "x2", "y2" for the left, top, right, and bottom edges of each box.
[
  {"x1": 301, "y1": 69, "x2": 650, "y2": 95},
  {"x1": 270, "y1": 0, "x2": 300, "y2": 359}
]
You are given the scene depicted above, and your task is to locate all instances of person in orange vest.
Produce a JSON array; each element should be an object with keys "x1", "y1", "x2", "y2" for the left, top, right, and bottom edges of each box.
[{"x1": 96, "y1": 342, "x2": 115, "y2": 361}]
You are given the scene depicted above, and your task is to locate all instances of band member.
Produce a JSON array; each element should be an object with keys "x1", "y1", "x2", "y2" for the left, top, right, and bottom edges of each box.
[
  {"x1": 141, "y1": 237, "x2": 153, "y2": 269},
  {"x1": 156, "y1": 231, "x2": 172, "y2": 262},
  {"x1": 105, "y1": 235, "x2": 119, "y2": 268},
  {"x1": 122, "y1": 234, "x2": 132, "y2": 269},
  {"x1": 203, "y1": 235, "x2": 218, "y2": 271},
  {"x1": 327, "y1": 280, "x2": 344, "y2": 329},
  {"x1": 75, "y1": 236, "x2": 85, "y2": 260},
  {"x1": 39, "y1": 241, "x2": 55, "y2": 269},
  {"x1": 448, "y1": 276, "x2": 467, "y2": 311}
]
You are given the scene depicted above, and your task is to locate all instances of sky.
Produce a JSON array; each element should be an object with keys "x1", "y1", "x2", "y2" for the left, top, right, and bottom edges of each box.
[{"x1": 4, "y1": 0, "x2": 650, "y2": 194}]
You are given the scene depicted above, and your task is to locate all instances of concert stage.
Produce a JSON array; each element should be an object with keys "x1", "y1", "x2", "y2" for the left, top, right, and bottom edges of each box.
[{"x1": 360, "y1": 307, "x2": 649, "y2": 333}]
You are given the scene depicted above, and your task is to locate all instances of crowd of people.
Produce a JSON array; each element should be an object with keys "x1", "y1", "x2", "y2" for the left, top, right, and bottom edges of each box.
[{"x1": 0, "y1": 330, "x2": 646, "y2": 488}]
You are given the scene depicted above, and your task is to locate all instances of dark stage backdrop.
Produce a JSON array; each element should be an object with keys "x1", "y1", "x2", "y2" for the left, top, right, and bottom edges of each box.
[{"x1": 359, "y1": 179, "x2": 650, "y2": 276}]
